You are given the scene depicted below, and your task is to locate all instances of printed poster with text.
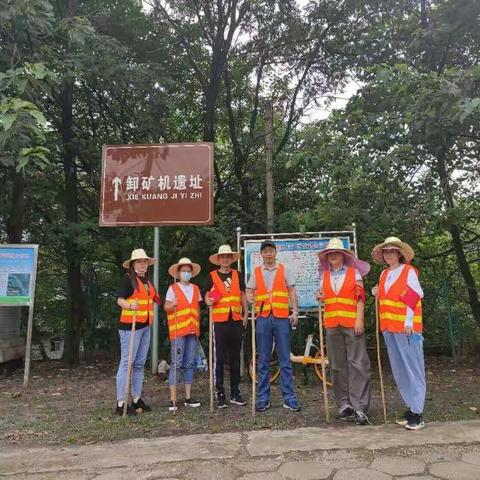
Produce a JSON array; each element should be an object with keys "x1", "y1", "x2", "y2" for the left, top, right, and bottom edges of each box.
[{"x1": 0, "y1": 246, "x2": 38, "y2": 305}]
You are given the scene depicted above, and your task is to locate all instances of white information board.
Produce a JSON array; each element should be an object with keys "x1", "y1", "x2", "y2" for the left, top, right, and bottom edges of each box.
[{"x1": 244, "y1": 237, "x2": 350, "y2": 309}]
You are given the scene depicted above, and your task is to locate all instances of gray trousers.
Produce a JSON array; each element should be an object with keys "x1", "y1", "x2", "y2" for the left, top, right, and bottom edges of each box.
[{"x1": 325, "y1": 326, "x2": 371, "y2": 412}]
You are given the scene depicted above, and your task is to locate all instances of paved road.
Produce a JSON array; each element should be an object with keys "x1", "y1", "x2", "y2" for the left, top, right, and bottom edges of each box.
[{"x1": 2, "y1": 420, "x2": 480, "y2": 479}]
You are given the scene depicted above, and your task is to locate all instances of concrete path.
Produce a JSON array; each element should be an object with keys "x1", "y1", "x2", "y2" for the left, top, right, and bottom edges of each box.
[{"x1": 2, "y1": 420, "x2": 480, "y2": 479}]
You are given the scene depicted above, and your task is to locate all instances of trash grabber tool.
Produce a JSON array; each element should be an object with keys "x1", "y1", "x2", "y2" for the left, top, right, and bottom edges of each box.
[
  {"x1": 375, "y1": 295, "x2": 387, "y2": 424},
  {"x1": 209, "y1": 306, "x2": 214, "y2": 413},
  {"x1": 123, "y1": 299, "x2": 138, "y2": 419},
  {"x1": 318, "y1": 302, "x2": 330, "y2": 423},
  {"x1": 173, "y1": 277, "x2": 178, "y2": 415},
  {"x1": 251, "y1": 303, "x2": 256, "y2": 418}
]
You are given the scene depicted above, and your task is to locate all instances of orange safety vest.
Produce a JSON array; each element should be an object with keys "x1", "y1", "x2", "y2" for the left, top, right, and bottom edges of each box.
[
  {"x1": 379, "y1": 264, "x2": 423, "y2": 333},
  {"x1": 166, "y1": 283, "x2": 200, "y2": 340},
  {"x1": 323, "y1": 267, "x2": 357, "y2": 329},
  {"x1": 254, "y1": 264, "x2": 290, "y2": 318},
  {"x1": 119, "y1": 276, "x2": 156, "y2": 325},
  {"x1": 210, "y1": 270, "x2": 242, "y2": 322}
]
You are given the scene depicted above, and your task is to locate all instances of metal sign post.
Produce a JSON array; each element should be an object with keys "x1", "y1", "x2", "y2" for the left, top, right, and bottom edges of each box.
[
  {"x1": 0, "y1": 245, "x2": 39, "y2": 388},
  {"x1": 152, "y1": 227, "x2": 160, "y2": 373}
]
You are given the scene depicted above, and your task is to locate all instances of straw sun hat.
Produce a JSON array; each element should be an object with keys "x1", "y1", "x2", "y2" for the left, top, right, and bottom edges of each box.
[
  {"x1": 371, "y1": 236, "x2": 415, "y2": 264},
  {"x1": 122, "y1": 249, "x2": 156, "y2": 269},
  {"x1": 318, "y1": 238, "x2": 371, "y2": 276},
  {"x1": 209, "y1": 244, "x2": 241, "y2": 265},
  {"x1": 168, "y1": 257, "x2": 201, "y2": 279}
]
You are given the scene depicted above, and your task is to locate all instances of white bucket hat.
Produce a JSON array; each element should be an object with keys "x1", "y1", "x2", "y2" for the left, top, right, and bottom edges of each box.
[
  {"x1": 318, "y1": 238, "x2": 370, "y2": 276},
  {"x1": 371, "y1": 236, "x2": 415, "y2": 264},
  {"x1": 168, "y1": 257, "x2": 201, "y2": 279},
  {"x1": 122, "y1": 249, "x2": 156, "y2": 269},
  {"x1": 209, "y1": 244, "x2": 241, "y2": 265}
]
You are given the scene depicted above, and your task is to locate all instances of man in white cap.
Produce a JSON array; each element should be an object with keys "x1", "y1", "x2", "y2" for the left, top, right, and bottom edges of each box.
[
  {"x1": 316, "y1": 238, "x2": 371, "y2": 425},
  {"x1": 204, "y1": 245, "x2": 248, "y2": 408}
]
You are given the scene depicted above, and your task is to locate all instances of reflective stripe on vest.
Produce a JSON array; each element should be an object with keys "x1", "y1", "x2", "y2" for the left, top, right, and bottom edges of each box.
[
  {"x1": 211, "y1": 270, "x2": 243, "y2": 322},
  {"x1": 378, "y1": 265, "x2": 423, "y2": 333},
  {"x1": 323, "y1": 267, "x2": 357, "y2": 329},
  {"x1": 254, "y1": 264, "x2": 290, "y2": 318},
  {"x1": 119, "y1": 277, "x2": 156, "y2": 325},
  {"x1": 166, "y1": 283, "x2": 200, "y2": 339}
]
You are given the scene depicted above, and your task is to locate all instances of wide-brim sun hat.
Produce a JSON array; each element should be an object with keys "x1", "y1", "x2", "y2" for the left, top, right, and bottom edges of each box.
[
  {"x1": 209, "y1": 244, "x2": 241, "y2": 265},
  {"x1": 122, "y1": 249, "x2": 156, "y2": 269},
  {"x1": 371, "y1": 236, "x2": 415, "y2": 264},
  {"x1": 318, "y1": 237, "x2": 371, "y2": 277},
  {"x1": 168, "y1": 257, "x2": 201, "y2": 279}
]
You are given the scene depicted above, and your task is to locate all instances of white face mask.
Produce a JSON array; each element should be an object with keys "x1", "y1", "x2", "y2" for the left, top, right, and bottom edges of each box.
[{"x1": 180, "y1": 271, "x2": 192, "y2": 282}]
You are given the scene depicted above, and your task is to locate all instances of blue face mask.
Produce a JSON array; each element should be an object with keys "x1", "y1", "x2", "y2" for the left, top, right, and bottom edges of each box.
[{"x1": 180, "y1": 271, "x2": 192, "y2": 282}]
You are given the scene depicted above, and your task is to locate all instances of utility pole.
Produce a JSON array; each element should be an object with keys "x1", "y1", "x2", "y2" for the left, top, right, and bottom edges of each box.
[{"x1": 265, "y1": 99, "x2": 274, "y2": 232}]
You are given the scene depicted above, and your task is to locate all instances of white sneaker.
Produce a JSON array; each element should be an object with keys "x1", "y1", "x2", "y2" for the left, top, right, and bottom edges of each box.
[
  {"x1": 405, "y1": 413, "x2": 425, "y2": 430},
  {"x1": 395, "y1": 409, "x2": 412, "y2": 426}
]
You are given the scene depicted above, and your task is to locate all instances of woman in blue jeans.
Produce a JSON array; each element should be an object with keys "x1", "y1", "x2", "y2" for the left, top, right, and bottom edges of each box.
[
  {"x1": 116, "y1": 249, "x2": 160, "y2": 416},
  {"x1": 164, "y1": 258, "x2": 202, "y2": 412}
]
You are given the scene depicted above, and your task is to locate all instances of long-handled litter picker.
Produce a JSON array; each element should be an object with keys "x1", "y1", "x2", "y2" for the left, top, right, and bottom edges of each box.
[
  {"x1": 209, "y1": 306, "x2": 214, "y2": 413},
  {"x1": 251, "y1": 303, "x2": 256, "y2": 418},
  {"x1": 123, "y1": 299, "x2": 138, "y2": 419},
  {"x1": 375, "y1": 295, "x2": 387, "y2": 424},
  {"x1": 317, "y1": 302, "x2": 330, "y2": 422}
]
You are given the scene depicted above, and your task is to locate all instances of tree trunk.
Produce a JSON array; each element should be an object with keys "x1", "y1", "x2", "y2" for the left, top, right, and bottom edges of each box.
[
  {"x1": 6, "y1": 169, "x2": 25, "y2": 243},
  {"x1": 203, "y1": 62, "x2": 224, "y2": 197},
  {"x1": 436, "y1": 151, "x2": 480, "y2": 327},
  {"x1": 61, "y1": 74, "x2": 84, "y2": 366}
]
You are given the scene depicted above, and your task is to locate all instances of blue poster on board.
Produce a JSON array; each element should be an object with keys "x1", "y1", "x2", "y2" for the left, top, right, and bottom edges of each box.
[
  {"x1": 244, "y1": 238, "x2": 350, "y2": 309},
  {"x1": 0, "y1": 246, "x2": 38, "y2": 305}
]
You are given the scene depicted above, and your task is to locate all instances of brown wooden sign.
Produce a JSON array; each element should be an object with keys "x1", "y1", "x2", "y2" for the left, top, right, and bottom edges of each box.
[{"x1": 99, "y1": 143, "x2": 214, "y2": 226}]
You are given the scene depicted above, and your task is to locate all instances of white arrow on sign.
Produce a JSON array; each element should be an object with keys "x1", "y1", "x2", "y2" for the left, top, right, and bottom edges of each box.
[{"x1": 112, "y1": 176, "x2": 122, "y2": 201}]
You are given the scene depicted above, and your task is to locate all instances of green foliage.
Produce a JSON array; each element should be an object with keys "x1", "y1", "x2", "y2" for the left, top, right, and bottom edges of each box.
[{"x1": 0, "y1": 0, "x2": 57, "y2": 171}]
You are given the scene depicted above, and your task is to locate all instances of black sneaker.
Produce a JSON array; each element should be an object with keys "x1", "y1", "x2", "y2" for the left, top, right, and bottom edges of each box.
[
  {"x1": 354, "y1": 410, "x2": 371, "y2": 425},
  {"x1": 255, "y1": 402, "x2": 271, "y2": 412},
  {"x1": 337, "y1": 405, "x2": 355, "y2": 421},
  {"x1": 230, "y1": 394, "x2": 246, "y2": 406},
  {"x1": 168, "y1": 400, "x2": 178, "y2": 412},
  {"x1": 395, "y1": 409, "x2": 412, "y2": 426},
  {"x1": 283, "y1": 401, "x2": 301, "y2": 412},
  {"x1": 131, "y1": 397, "x2": 151, "y2": 413},
  {"x1": 405, "y1": 413, "x2": 425, "y2": 431},
  {"x1": 217, "y1": 392, "x2": 228, "y2": 409},
  {"x1": 116, "y1": 403, "x2": 135, "y2": 416},
  {"x1": 185, "y1": 398, "x2": 201, "y2": 408}
]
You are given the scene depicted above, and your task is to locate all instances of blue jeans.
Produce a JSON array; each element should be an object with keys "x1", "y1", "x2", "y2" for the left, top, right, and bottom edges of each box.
[
  {"x1": 116, "y1": 326, "x2": 151, "y2": 401},
  {"x1": 256, "y1": 315, "x2": 297, "y2": 406},
  {"x1": 169, "y1": 334, "x2": 198, "y2": 385}
]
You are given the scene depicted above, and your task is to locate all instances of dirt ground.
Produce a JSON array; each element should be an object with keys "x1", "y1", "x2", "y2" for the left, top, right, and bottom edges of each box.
[{"x1": 1, "y1": 354, "x2": 479, "y2": 448}]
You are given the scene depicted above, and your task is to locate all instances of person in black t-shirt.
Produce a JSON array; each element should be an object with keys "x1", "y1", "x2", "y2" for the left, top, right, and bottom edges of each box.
[
  {"x1": 115, "y1": 249, "x2": 160, "y2": 416},
  {"x1": 203, "y1": 245, "x2": 248, "y2": 408}
]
